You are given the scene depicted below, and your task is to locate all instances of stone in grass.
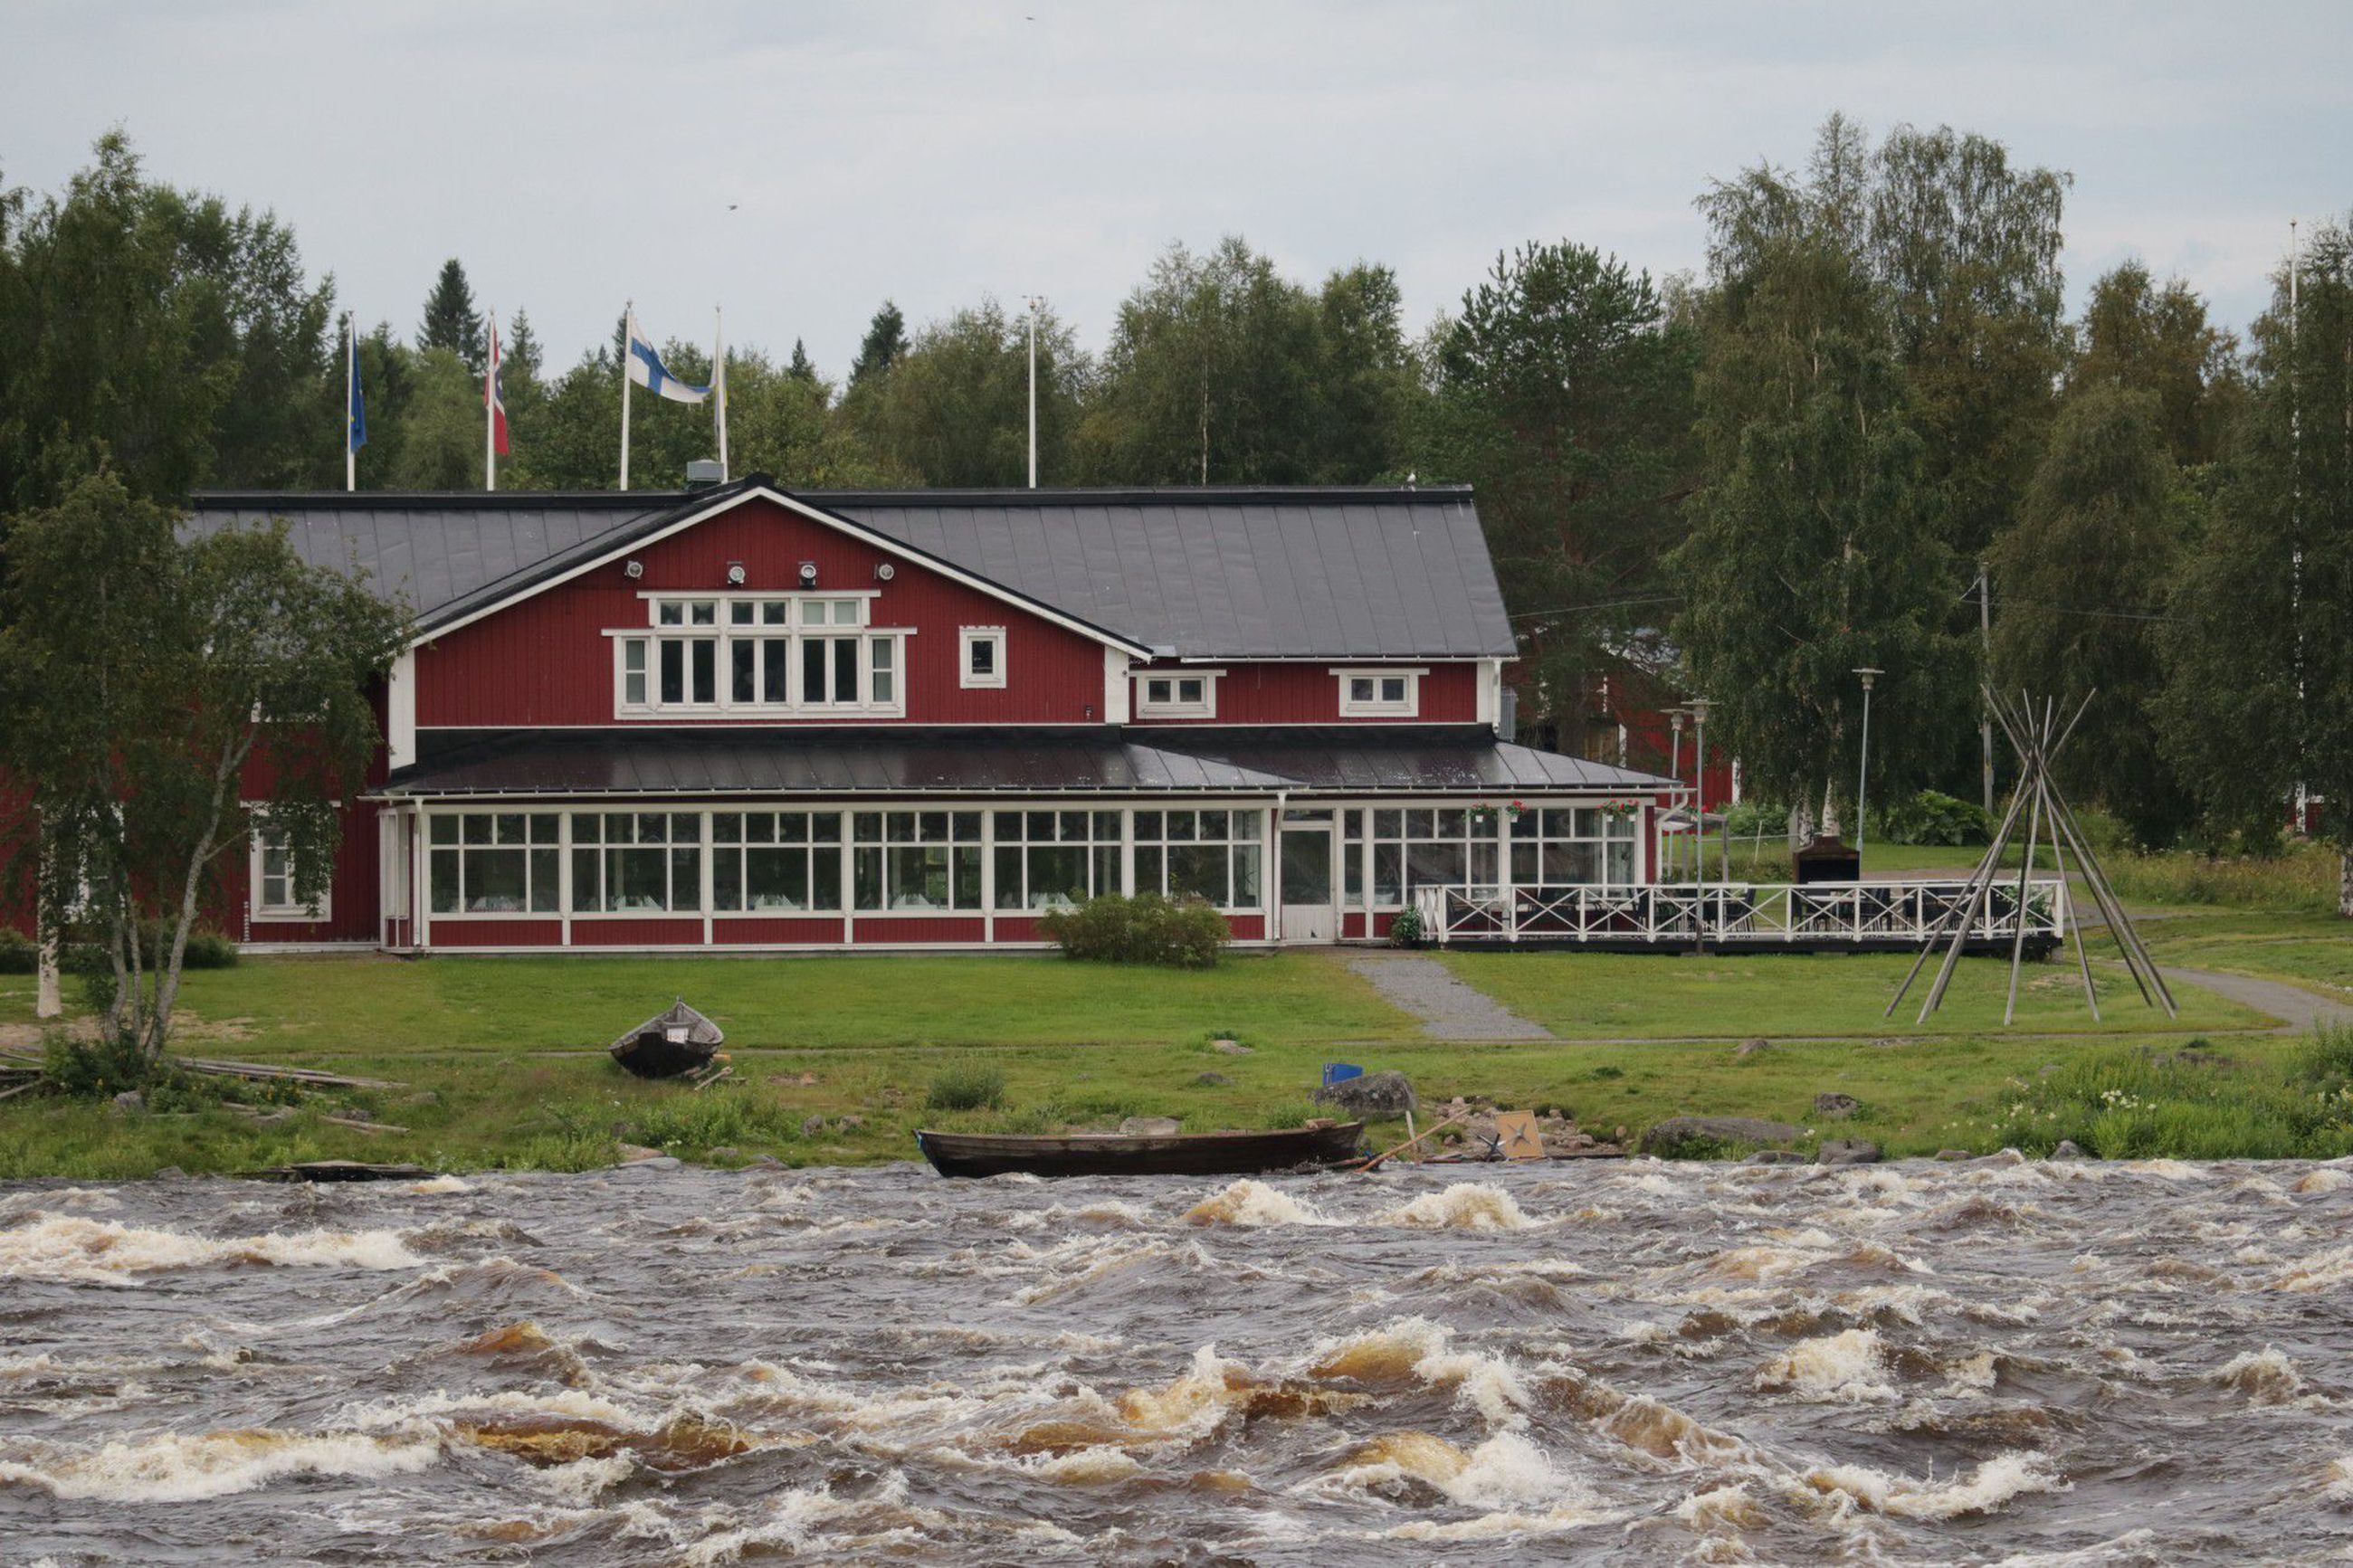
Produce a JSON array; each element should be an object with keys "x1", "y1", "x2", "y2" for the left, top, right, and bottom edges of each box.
[
  {"x1": 1119, "y1": 1117, "x2": 1183, "y2": 1136},
  {"x1": 109, "y1": 1089, "x2": 145, "y2": 1116},
  {"x1": 1934, "y1": 1148, "x2": 1972, "y2": 1161},
  {"x1": 152, "y1": 1165, "x2": 187, "y2": 1180},
  {"x1": 1210, "y1": 1039, "x2": 1253, "y2": 1056},
  {"x1": 1816, "y1": 1138, "x2": 1882, "y2": 1165},
  {"x1": 1195, "y1": 1071, "x2": 1234, "y2": 1088},
  {"x1": 2050, "y1": 1139, "x2": 2086, "y2": 1159},
  {"x1": 615, "y1": 1142, "x2": 665, "y2": 1163},
  {"x1": 1314, "y1": 1069, "x2": 1417, "y2": 1118},
  {"x1": 1735, "y1": 1039, "x2": 1772, "y2": 1060},
  {"x1": 707, "y1": 1146, "x2": 741, "y2": 1164},
  {"x1": 1638, "y1": 1115, "x2": 1803, "y2": 1157},
  {"x1": 1746, "y1": 1150, "x2": 1808, "y2": 1165},
  {"x1": 801, "y1": 1116, "x2": 827, "y2": 1139},
  {"x1": 1814, "y1": 1092, "x2": 1859, "y2": 1118}
]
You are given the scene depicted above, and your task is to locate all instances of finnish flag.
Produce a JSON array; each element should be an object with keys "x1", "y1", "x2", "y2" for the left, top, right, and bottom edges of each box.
[{"x1": 626, "y1": 309, "x2": 710, "y2": 404}]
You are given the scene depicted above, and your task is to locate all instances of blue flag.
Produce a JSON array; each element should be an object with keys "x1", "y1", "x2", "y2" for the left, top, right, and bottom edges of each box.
[{"x1": 347, "y1": 321, "x2": 367, "y2": 452}]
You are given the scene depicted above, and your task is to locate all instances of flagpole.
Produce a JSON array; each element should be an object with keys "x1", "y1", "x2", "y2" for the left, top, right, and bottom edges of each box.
[
  {"x1": 346, "y1": 318, "x2": 357, "y2": 492},
  {"x1": 715, "y1": 305, "x2": 729, "y2": 481},
  {"x1": 619, "y1": 301, "x2": 634, "y2": 490},
  {"x1": 484, "y1": 309, "x2": 498, "y2": 493}
]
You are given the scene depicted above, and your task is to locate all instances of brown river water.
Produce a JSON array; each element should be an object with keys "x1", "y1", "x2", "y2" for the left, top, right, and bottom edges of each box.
[{"x1": 3, "y1": 1157, "x2": 2351, "y2": 1565}]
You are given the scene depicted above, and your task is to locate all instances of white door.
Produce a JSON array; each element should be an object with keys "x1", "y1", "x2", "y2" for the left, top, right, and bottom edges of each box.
[{"x1": 1280, "y1": 820, "x2": 1337, "y2": 944}]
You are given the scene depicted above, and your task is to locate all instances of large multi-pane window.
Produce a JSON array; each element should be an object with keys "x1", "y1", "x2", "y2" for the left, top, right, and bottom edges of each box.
[
  {"x1": 570, "y1": 812, "x2": 703, "y2": 913},
  {"x1": 1510, "y1": 806, "x2": 1637, "y2": 885},
  {"x1": 993, "y1": 811, "x2": 1120, "y2": 910},
  {"x1": 429, "y1": 812, "x2": 561, "y2": 914},
  {"x1": 712, "y1": 811, "x2": 843, "y2": 912},
  {"x1": 616, "y1": 594, "x2": 901, "y2": 717},
  {"x1": 853, "y1": 811, "x2": 984, "y2": 911},
  {"x1": 1362, "y1": 809, "x2": 1499, "y2": 904},
  {"x1": 1133, "y1": 809, "x2": 1262, "y2": 910}
]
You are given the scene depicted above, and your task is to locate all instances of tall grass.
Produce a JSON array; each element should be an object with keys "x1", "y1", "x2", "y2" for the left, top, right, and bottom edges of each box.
[
  {"x1": 1984, "y1": 1026, "x2": 2353, "y2": 1160},
  {"x1": 2101, "y1": 843, "x2": 2338, "y2": 914}
]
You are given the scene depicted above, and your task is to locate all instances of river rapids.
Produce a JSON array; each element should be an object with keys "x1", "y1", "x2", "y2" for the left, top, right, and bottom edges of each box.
[{"x1": 4, "y1": 1156, "x2": 2352, "y2": 1563}]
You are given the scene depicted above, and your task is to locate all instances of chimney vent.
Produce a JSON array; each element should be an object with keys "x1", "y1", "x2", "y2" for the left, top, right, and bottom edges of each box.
[{"x1": 684, "y1": 459, "x2": 724, "y2": 489}]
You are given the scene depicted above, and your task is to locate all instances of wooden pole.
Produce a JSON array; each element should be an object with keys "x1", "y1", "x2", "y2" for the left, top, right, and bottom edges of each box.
[
  {"x1": 1884, "y1": 756, "x2": 2034, "y2": 1017},
  {"x1": 2002, "y1": 698, "x2": 2050, "y2": 1026},
  {"x1": 1360, "y1": 1114, "x2": 1468, "y2": 1173},
  {"x1": 2044, "y1": 794, "x2": 2102, "y2": 1021}
]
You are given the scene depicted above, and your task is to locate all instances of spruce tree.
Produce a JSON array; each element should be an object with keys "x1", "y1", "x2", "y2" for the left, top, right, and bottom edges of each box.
[
  {"x1": 788, "y1": 338, "x2": 816, "y2": 383},
  {"x1": 848, "y1": 301, "x2": 906, "y2": 387},
  {"x1": 417, "y1": 259, "x2": 484, "y2": 372}
]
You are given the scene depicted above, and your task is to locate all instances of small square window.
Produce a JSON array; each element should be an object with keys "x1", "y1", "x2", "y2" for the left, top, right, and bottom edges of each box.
[
  {"x1": 1349, "y1": 676, "x2": 1376, "y2": 704},
  {"x1": 1177, "y1": 678, "x2": 1205, "y2": 703},
  {"x1": 960, "y1": 628, "x2": 1006, "y2": 689},
  {"x1": 1146, "y1": 679, "x2": 1172, "y2": 703},
  {"x1": 1380, "y1": 677, "x2": 1407, "y2": 703}
]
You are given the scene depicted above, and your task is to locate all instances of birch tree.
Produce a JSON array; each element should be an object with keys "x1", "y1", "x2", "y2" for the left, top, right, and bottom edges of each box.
[{"x1": 0, "y1": 472, "x2": 408, "y2": 1067}]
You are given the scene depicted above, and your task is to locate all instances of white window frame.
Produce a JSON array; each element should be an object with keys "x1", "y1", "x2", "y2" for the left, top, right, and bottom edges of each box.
[
  {"x1": 609, "y1": 592, "x2": 908, "y2": 719},
  {"x1": 1133, "y1": 669, "x2": 1222, "y2": 718},
  {"x1": 251, "y1": 821, "x2": 329, "y2": 920},
  {"x1": 959, "y1": 626, "x2": 1007, "y2": 689},
  {"x1": 1334, "y1": 666, "x2": 1424, "y2": 717}
]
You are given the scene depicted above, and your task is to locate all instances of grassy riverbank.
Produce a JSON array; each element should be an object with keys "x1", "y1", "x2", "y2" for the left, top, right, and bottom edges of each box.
[{"x1": 1, "y1": 933, "x2": 2343, "y2": 1177}]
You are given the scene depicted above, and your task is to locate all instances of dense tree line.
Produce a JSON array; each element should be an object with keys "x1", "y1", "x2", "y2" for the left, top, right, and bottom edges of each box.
[{"x1": 1, "y1": 127, "x2": 2346, "y2": 905}]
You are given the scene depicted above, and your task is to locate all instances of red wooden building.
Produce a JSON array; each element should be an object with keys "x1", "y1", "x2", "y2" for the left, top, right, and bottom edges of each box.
[{"x1": 185, "y1": 479, "x2": 1682, "y2": 954}]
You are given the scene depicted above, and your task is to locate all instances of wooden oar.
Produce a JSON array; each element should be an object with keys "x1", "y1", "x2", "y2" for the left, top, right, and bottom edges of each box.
[{"x1": 1358, "y1": 1114, "x2": 1468, "y2": 1174}]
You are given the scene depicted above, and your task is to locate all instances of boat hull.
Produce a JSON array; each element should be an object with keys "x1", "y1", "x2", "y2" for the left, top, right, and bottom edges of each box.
[{"x1": 915, "y1": 1123, "x2": 1363, "y2": 1179}]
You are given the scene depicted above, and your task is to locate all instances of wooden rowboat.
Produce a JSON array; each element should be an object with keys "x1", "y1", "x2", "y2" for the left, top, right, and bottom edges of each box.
[
  {"x1": 609, "y1": 998, "x2": 725, "y2": 1080},
  {"x1": 914, "y1": 1122, "x2": 1363, "y2": 1179}
]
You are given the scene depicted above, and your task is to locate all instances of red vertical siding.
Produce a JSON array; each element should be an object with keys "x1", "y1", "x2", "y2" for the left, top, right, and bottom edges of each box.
[
  {"x1": 414, "y1": 497, "x2": 1112, "y2": 728},
  {"x1": 852, "y1": 916, "x2": 987, "y2": 944},
  {"x1": 570, "y1": 919, "x2": 702, "y2": 946},
  {"x1": 429, "y1": 919, "x2": 562, "y2": 947},
  {"x1": 1128, "y1": 661, "x2": 1481, "y2": 725}
]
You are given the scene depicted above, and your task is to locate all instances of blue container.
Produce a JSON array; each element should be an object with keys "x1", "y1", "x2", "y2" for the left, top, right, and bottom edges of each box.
[{"x1": 1322, "y1": 1062, "x2": 1364, "y2": 1088}]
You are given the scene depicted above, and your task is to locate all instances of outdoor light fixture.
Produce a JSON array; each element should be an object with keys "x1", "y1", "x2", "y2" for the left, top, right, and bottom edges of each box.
[
  {"x1": 624, "y1": 559, "x2": 643, "y2": 580},
  {"x1": 798, "y1": 561, "x2": 818, "y2": 586},
  {"x1": 726, "y1": 562, "x2": 746, "y2": 585},
  {"x1": 874, "y1": 562, "x2": 896, "y2": 582},
  {"x1": 1853, "y1": 668, "x2": 1884, "y2": 857}
]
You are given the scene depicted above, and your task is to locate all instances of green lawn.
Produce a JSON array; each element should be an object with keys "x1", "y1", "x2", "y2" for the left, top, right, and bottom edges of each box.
[
  {"x1": 1432, "y1": 948, "x2": 2268, "y2": 1039},
  {"x1": 0, "y1": 950, "x2": 1420, "y2": 1056}
]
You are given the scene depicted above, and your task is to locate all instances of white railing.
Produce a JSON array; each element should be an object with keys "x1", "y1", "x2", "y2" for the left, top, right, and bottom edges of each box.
[{"x1": 1408, "y1": 879, "x2": 2068, "y2": 947}]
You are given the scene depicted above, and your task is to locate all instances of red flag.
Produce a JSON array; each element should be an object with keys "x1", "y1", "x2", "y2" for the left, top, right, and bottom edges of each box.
[{"x1": 484, "y1": 315, "x2": 510, "y2": 457}]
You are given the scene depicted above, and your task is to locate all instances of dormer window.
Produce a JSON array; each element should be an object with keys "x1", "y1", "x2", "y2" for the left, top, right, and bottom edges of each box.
[
  {"x1": 960, "y1": 627, "x2": 1007, "y2": 689},
  {"x1": 1335, "y1": 667, "x2": 1423, "y2": 717},
  {"x1": 1135, "y1": 670, "x2": 1220, "y2": 718}
]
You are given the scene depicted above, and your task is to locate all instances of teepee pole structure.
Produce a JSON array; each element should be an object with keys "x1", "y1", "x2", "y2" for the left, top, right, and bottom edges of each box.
[{"x1": 1888, "y1": 687, "x2": 2177, "y2": 1026}]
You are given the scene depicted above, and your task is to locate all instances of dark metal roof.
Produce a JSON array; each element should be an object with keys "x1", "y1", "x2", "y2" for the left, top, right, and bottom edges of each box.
[
  {"x1": 374, "y1": 725, "x2": 1674, "y2": 799},
  {"x1": 376, "y1": 727, "x2": 1300, "y2": 798},
  {"x1": 1147, "y1": 727, "x2": 1678, "y2": 794},
  {"x1": 185, "y1": 479, "x2": 1517, "y2": 660}
]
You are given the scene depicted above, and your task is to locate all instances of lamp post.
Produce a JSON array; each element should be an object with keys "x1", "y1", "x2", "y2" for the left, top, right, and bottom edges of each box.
[
  {"x1": 1852, "y1": 668, "x2": 1882, "y2": 857},
  {"x1": 1688, "y1": 697, "x2": 1711, "y2": 899},
  {"x1": 1667, "y1": 708, "x2": 1687, "y2": 880}
]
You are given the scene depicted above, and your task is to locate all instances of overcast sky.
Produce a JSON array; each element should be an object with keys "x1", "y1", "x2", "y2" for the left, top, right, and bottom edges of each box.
[{"x1": 5, "y1": 2, "x2": 2345, "y2": 376}]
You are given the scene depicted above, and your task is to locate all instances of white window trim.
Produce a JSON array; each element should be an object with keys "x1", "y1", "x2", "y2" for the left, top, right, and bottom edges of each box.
[
  {"x1": 608, "y1": 624, "x2": 912, "y2": 719},
  {"x1": 959, "y1": 626, "x2": 1007, "y2": 689},
  {"x1": 250, "y1": 821, "x2": 329, "y2": 921},
  {"x1": 1133, "y1": 668, "x2": 1224, "y2": 718},
  {"x1": 1334, "y1": 666, "x2": 1425, "y2": 717}
]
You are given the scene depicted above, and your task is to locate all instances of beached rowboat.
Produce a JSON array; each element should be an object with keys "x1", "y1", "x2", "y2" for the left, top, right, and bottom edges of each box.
[
  {"x1": 915, "y1": 1122, "x2": 1363, "y2": 1179},
  {"x1": 609, "y1": 999, "x2": 725, "y2": 1080}
]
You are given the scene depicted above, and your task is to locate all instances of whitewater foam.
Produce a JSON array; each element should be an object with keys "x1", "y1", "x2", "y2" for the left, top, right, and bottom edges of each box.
[{"x1": 0, "y1": 1213, "x2": 423, "y2": 1285}]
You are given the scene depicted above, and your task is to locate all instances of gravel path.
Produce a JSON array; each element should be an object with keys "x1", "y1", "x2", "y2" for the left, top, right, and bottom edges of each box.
[
  {"x1": 1338, "y1": 953, "x2": 1554, "y2": 1041},
  {"x1": 2154, "y1": 965, "x2": 2353, "y2": 1035}
]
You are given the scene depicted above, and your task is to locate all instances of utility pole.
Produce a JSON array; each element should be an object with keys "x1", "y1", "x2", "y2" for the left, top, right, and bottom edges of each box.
[{"x1": 1978, "y1": 563, "x2": 1994, "y2": 816}]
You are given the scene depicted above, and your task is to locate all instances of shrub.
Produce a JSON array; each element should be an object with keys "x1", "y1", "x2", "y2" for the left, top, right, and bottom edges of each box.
[
  {"x1": 2101, "y1": 843, "x2": 2336, "y2": 914},
  {"x1": 0, "y1": 927, "x2": 33, "y2": 974},
  {"x1": 1877, "y1": 790, "x2": 1990, "y2": 847},
  {"x1": 927, "y1": 1061, "x2": 1007, "y2": 1112},
  {"x1": 1038, "y1": 893, "x2": 1226, "y2": 967},
  {"x1": 60, "y1": 921, "x2": 239, "y2": 973},
  {"x1": 43, "y1": 1032, "x2": 167, "y2": 1096},
  {"x1": 1388, "y1": 905, "x2": 1424, "y2": 949}
]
